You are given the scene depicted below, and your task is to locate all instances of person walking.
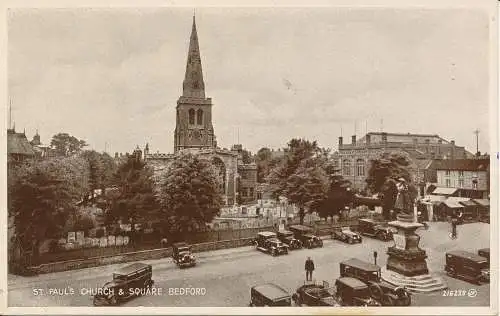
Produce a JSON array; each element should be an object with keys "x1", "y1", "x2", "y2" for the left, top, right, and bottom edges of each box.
[{"x1": 305, "y1": 257, "x2": 315, "y2": 281}]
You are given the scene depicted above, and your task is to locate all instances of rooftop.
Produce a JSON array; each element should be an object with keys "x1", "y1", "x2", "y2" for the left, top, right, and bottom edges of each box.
[
  {"x1": 430, "y1": 159, "x2": 489, "y2": 171},
  {"x1": 7, "y1": 129, "x2": 35, "y2": 156}
]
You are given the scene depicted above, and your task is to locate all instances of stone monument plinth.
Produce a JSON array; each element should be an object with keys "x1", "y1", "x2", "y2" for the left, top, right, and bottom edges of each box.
[{"x1": 381, "y1": 213, "x2": 447, "y2": 293}]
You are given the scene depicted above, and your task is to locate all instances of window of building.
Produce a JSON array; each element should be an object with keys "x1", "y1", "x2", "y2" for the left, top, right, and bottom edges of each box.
[
  {"x1": 249, "y1": 187, "x2": 254, "y2": 197},
  {"x1": 445, "y1": 170, "x2": 450, "y2": 176},
  {"x1": 356, "y1": 159, "x2": 365, "y2": 176},
  {"x1": 343, "y1": 159, "x2": 351, "y2": 176},
  {"x1": 445, "y1": 179, "x2": 451, "y2": 187},
  {"x1": 458, "y1": 179, "x2": 464, "y2": 188},
  {"x1": 188, "y1": 109, "x2": 195, "y2": 125},
  {"x1": 196, "y1": 109, "x2": 203, "y2": 125},
  {"x1": 458, "y1": 170, "x2": 464, "y2": 177}
]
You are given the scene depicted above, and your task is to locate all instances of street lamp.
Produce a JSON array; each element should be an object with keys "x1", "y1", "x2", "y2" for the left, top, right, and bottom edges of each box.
[{"x1": 373, "y1": 251, "x2": 378, "y2": 265}]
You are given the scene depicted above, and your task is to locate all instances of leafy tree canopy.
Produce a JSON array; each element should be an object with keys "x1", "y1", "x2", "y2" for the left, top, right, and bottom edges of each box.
[
  {"x1": 159, "y1": 153, "x2": 223, "y2": 238},
  {"x1": 50, "y1": 133, "x2": 87, "y2": 157}
]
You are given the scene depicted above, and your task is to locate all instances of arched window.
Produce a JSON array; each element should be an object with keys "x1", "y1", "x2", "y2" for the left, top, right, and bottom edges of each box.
[
  {"x1": 356, "y1": 159, "x2": 365, "y2": 176},
  {"x1": 197, "y1": 109, "x2": 203, "y2": 125},
  {"x1": 188, "y1": 109, "x2": 195, "y2": 125},
  {"x1": 343, "y1": 159, "x2": 351, "y2": 176}
]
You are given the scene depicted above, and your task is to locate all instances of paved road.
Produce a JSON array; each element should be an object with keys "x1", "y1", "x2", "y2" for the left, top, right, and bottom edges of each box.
[{"x1": 8, "y1": 222, "x2": 491, "y2": 307}]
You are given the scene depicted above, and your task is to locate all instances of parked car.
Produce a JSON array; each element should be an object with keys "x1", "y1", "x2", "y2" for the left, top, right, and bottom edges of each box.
[
  {"x1": 249, "y1": 283, "x2": 292, "y2": 306},
  {"x1": 334, "y1": 277, "x2": 381, "y2": 306},
  {"x1": 255, "y1": 232, "x2": 289, "y2": 256},
  {"x1": 478, "y1": 248, "x2": 490, "y2": 265},
  {"x1": 339, "y1": 258, "x2": 411, "y2": 306},
  {"x1": 288, "y1": 225, "x2": 323, "y2": 248},
  {"x1": 445, "y1": 250, "x2": 489, "y2": 284},
  {"x1": 277, "y1": 230, "x2": 303, "y2": 250},
  {"x1": 172, "y1": 242, "x2": 196, "y2": 268},
  {"x1": 93, "y1": 263, "x2": 154, "y2": 306},
  {"x1": 332, "y1": 227, "x2": 362, "y2": 244},
  {"x1": 357, "y1": 218, "x2": 397, "y2": 241},
  {"x1": 292, "y1": 281, "x2": 340, "y2": 306}
]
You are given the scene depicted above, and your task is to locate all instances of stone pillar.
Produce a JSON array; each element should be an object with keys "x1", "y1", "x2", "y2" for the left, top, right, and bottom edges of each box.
[{"x1": 381, "y1": 212, "x2": 447, "y2": 293}]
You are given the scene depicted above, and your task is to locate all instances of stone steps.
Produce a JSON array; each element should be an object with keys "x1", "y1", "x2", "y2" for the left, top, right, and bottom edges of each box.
[{"x1": 381, "y1": 267, "x2": 447, "y2": 293}]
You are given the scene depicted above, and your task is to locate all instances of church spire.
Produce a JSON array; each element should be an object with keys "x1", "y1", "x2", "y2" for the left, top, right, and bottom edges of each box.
[{"x1": 182, "y1": 14, "x2": 205, "y2": 98}]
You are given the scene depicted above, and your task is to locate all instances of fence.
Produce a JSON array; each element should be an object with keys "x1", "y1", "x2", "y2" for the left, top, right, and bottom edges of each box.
[{"x1": 34, "y1": 220, "x2": 359, "y2": 265}]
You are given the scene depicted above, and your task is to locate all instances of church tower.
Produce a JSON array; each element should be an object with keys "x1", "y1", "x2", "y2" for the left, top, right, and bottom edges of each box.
[{"x1": 174, "y1": 15, "x2": 216, "y2": 153}]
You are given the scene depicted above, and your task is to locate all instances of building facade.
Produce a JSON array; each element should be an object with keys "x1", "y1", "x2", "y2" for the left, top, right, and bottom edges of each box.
[
  {"x1": 334, "y1": 132, "x2": 472, "y2": 191},
  {"x1": 145, "y1": 16, "x2": 257, "y2": 206},
  {"x1": 431, "y1": 159, "x2": 489, "y2": 199}
]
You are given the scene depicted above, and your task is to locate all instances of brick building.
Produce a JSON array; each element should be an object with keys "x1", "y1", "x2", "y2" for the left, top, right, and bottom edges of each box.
[
  {"x1": 333, "y1": 132, "x2": 472, "y2": 191},
  {"x1": 145, "y1": 15, "x2": 257, "y2": 206}
]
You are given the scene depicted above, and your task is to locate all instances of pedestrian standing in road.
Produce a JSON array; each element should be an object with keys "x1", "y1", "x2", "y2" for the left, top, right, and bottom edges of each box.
[{"x1": 305, "y1": 257, "x2": 315, "y2": 281}]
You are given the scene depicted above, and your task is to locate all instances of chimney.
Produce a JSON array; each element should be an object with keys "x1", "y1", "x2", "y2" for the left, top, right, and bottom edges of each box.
[
  {"x1": 366, "y1": 134, "x2": 371, "y2": 145},
  {"x1": 451, "y1": 140, "x2": 455, "y2": 146},
  {"x1": 451, "y1": 140, "x2": 455, "y2": 159},
  {"x1": 338, "y1": 136, "x2": 343, "y2": 147},
  {"x1": 381, "y1": 132, "x2": 387, "y2": 143},
  {"x1": 352, "y1": 135, "x2": 356, "y2": 145}
]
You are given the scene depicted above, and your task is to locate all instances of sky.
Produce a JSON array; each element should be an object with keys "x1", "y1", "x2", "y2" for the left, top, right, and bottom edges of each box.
[{"x1": 7, "y1": 6, "x2": 493, "y2": 155}]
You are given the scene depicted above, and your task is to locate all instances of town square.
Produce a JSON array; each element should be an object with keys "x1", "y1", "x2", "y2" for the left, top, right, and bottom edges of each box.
[{"x1": 5, "y1": 3, "x2": 497, "y2": 314}]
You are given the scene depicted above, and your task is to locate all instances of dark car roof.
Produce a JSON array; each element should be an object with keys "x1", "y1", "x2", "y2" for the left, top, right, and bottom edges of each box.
[
  {"x1": 336, "y1": 277, "x2": 367, "y2": 289},
  {"x1": 478, "y1": 248, "x2": 490, "y2": 254},
  {"x1": 258, "y1": 231, "x2": 277, "y2": 237},
  {"x1": 289, "y1": 225, "x2": 313, "y2": 231},
  {"x1": 447, "y1": 250, "x2": 488, "y2": 263},
  {"x1": 115, "y1": 262, "x2": 150, "y2": 275},
  {"x1": 341, "y1": 258, "x2": 380, "y2": 272},
  {"x1": 252, "y1": 283, "x2": 290, "y2": 300},
  {"x1": 278, "y1": 230, "x2": 293, "y2": 235}
]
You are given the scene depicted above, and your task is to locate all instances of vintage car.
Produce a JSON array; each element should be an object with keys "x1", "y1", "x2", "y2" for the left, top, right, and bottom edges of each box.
[
  {"x1": 357, "y1": 218, "x2": 397, "y2": 241},
  {"x1": 172, "y1": 242, "x2": 196, "y2": 268},
  {"x1": 288, "y1": 225, "x2": 323, "y2": 248},
  {"x1": 478, "y1": 248, "x2": 490, "y2": 264},
  {"x1": 445, "y1": 250, "x2": 489, "y2": 284},
  {"x1": 93, "y1": 262, "x2": 154, "y2": 306},
  {"x1": 332, "y1": 227, "x2": 362, "y2": 244},
  {"x1": 255, "y1": 232, "x2": 289, "y2": 256},
  {"x1": 292, "y1": 281, "x2": 340, "y2": 306},
  {"x1": 277, "y1": 230, "x2": 303, "y2": 250},
  {"x1": 340, "y1": 258, "x2": 411, "y2": 306},
  {"x1": 334, "y1": 277, "x2": 381, "y2": 306},
  {"x1": 249, "y1": 283, "x2": 292, "y2": 306}
]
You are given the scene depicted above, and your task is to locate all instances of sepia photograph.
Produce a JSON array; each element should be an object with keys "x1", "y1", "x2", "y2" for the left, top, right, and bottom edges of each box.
[{"x1": 2, "y1": 0, "x2": 498, "y2": 315}]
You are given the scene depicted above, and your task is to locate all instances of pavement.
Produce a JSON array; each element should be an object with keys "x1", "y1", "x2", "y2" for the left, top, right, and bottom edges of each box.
[{"x1": 8, "y1": 222, "x2": 491, "y2": 307}]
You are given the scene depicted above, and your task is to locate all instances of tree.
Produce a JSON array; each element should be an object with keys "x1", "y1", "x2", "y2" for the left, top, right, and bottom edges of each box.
[
  {"x1": 159, "y1": 153, "x2": 223, "y2": 239},
  {"x1": 255, "y1": 147, "x2": 284, "y2": 183},
  {"x1": 80, "y1": 150, "x2": 117, "y2": 203},
  {"x1": 50, "y1": 133, "x2": 88, "y2": 157},
  {"x1": 107, "y1": 154, "x2": 159, "y2": 235},
  {"x1": 267, "y1": 139, "x2": 329, "y2": 224},
  {"x1": 8, "y1": 156, "x2": 87, "y2": 265},
  {"x1": 365, "y1": 151, "x2": 416, "y2": 219},
  {"x1": 317, "y1": 171, "x2": 354, "y2": 221}
]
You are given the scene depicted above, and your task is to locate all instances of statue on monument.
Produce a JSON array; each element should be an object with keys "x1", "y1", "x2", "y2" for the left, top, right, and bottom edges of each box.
[{"x1": 393, "y1": 177, "x2": 417, "y2": 222}]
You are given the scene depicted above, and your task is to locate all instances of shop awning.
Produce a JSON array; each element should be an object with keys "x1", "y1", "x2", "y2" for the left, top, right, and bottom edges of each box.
[
  {"x1": 443, "y1": 200, "x2": 465, "y2": 209},
  {"x1": 460, "y1": 200, "x2": 478, "y2": 207},
  {"x1": 432, "y1": 187, "x2": 458, "y2": 195},
  {"x1": 473, "y1": 199, "x2": 490, "y2": 207}
]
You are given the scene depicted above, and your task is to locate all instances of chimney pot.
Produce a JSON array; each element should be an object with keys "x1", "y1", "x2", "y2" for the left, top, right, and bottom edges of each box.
[
  {"x1": 338, "y1": 136, "x2": 343, "y2": 147},
  {"x1": 366, "y1": 134, "x2": 371, "y2": 145},
  {"x1": 352, "y1": 135, "x2": 356, "y2": 145}
]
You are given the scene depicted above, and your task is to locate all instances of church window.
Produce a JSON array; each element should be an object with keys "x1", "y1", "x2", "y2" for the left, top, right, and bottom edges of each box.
[
  {"x1": 356, "y1": 159, "x2": 365, "y2": 176},
  {"x1": 197, "y1": 109, "x2": 203, "y2": 125},
  {"x1": 343, "y1": 159, "x2": 351, "y2": 176},
  {"x1": 188, "y1": 109, "x2": 195, "y2": 125}
]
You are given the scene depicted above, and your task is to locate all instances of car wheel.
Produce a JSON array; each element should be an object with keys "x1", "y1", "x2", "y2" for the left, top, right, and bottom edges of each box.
[
  {"x1": 110, "y1": 296, "x2": 118, "y2": 306},
  {"x1": 271, "y1": 249, "x2": 277, "y2": 256},
  {"x1": 348, "y1": 238, "x2": 353, "y2": 244},
  {"x1": 368, "y1": 283, "x2": 383, "y2": 301},
  {"x1": 381, "y1": 294, "x2": 395, "y2": 306},
  {"x1": 144, "y1": 280, "x2": 153, "y2": 289},
  {"x1": 377, "y1": 232, "x2": 386, "y2": 241}
]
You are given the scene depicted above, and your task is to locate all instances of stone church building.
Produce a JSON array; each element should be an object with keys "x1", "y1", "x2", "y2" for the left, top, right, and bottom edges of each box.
[{"x1": 144, "y1": 16, "x2": 257, "y2": 206}]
